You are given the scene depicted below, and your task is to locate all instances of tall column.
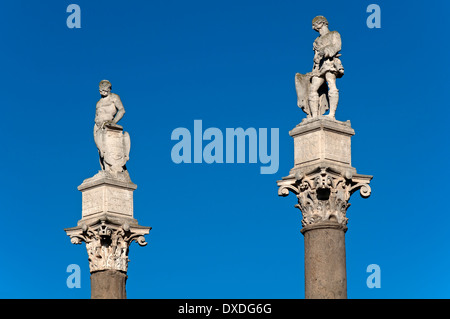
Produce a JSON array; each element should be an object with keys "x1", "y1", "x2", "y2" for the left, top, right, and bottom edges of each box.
[
  {"x1": 277, "y1": 118, "x2": 372, "y2": 299},
  {"x1": 278, "y1": 15, "x2": 372, "y2": 299},
  {"x1": 65, "y1": 80, "x2": 151, "y2": 299},
  {"x1": 302, "y1": 222, "x2": 347, "y2": 299}
]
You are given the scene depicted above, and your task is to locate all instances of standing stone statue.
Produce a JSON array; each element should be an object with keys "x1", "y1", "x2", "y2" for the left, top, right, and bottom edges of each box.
[
  {"x1": 94, "y1": 80, "x2": 131, "y2": 176},
  {"x1": 296, "y1": 16, "x2": 344, "y2": 120}
]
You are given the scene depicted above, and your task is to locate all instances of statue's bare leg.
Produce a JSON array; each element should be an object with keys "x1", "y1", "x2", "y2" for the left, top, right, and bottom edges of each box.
[
  {"x1": 326, "y1": 72, "x2": 338, "y2": 118},
  {"x1": 309, "y1": 76, "x2": 325, "y2": 117}
]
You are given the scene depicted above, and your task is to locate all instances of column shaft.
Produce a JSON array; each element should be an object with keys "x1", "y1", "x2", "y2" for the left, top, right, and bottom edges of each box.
[
  {"x1": 302, "y1": 223, "x2": 347, "y2": 299},
  {"x1": 90, "y1": 270, "x2": 128, "y2": 299}
]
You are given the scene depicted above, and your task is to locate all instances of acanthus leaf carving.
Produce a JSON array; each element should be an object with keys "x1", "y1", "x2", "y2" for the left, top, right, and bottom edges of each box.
[
  {"x1": 67, "y1": 220, "x2": 150, "y2": 273},
  {"x1": 278, "y1": 168, "x2": 372, "y2": 228}
]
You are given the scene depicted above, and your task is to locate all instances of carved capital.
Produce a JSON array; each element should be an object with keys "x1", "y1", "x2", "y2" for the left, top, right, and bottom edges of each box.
[
  {"x1": 278, "y1": 167, "x2": 372, "y2": 228},
  {"x1": 65, "y1": 220, "x2": 151, "y2": 273}
]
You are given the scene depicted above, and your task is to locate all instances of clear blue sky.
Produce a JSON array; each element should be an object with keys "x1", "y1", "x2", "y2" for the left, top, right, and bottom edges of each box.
[{"x1": 0, "y1": 0, "x2": 449, "y2": 299}]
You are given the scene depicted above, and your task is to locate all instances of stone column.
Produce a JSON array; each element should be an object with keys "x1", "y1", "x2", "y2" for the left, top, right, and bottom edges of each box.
[
  {"x1": 91, "y1": 270, "x2": 127, "y2": 299},
  {"x1": 277, "y1": 117, "x2": 372, "y2": 299},
  {"x1": 65, "y1": 81, "x2": 151, "y2": 298},
  {"x1": 302, "y1": 222, "x2": 347, "y2": 299}
]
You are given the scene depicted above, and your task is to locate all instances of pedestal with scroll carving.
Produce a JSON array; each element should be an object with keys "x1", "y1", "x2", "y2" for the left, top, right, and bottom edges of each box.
[{"x1": 277, "y1": 117, "x2": 372, "y2": 299}]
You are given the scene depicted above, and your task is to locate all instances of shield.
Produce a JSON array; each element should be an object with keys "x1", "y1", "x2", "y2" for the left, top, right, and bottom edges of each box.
[
  {"x1": 101, "y1": 124, "x2": 130, "y2": 173},
  {"x1": 295, "y1": 73, "x2": 311, "y2": 116},
  {"x1": 295, "y1": 73, "x2": 329, "y2": 117}
]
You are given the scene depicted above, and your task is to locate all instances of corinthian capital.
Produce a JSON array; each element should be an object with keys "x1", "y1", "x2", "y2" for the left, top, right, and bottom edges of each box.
[
  {"x1": 65, "y1": 220, "x2": 151, "y2": 273},
  {"x1": 278, "y1": 167, "x2": 372, "y2": 228}
]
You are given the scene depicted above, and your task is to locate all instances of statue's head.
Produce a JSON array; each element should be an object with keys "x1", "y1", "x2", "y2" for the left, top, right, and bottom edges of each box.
[
  {"x1": 99, "y1": 80, "x2": 112, "y2": 97},
  {"x1": 312, "y1": 16, "x2": 328, "y2": 32}
]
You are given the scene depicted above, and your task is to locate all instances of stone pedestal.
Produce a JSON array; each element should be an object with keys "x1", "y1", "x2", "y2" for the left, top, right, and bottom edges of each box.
[
  {"x1": 78, "y1": 170, "x2": 138, "y2": 225},
  {"x1": 65, "y1": 171, "x2": 151, "y2": 299},
  {"x1": 290, "y1": 117, "x2": 355, "y2": 174},
  {"x1": 277, "y1": 116, "x2": 372, "y2": 299}
]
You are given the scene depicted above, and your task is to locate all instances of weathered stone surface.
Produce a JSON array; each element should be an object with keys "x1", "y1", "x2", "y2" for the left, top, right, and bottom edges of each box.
[
  {"x1": 277, "y1": 118, "x2": 372, "y2": 299},
  {"x1": 278, "y1": 14, "x2": 373, "y2": 300},
  {"x1": 295, "y1": 16, "x2": 344, "y2": 120},
  {"x1": 278, "y1": 166, "x2": 371, "y2": 228},
  {"x1": 302, "y1": 222, "x2": 347, "y2": 299},
  {"x1": 78, "y1": 170, "x2": 137, "y2": 224},
  {"x1": 65, "y1": 80, "x2": 151, "y2": 300},
  {"x1": 65, "y1": 219, "x2": 150, "y2": 273},
  {"x1": 277, "y1": 118, "x2": 372, "y2": 300},
  {"x1": 278, "y1": 161, "x2": 370, "y2": 299},
  {"x1": 289, "y1": 117, "x2": 355, "y2": 174},
  {"x1": 94, "y1": 80, "x2": 130, "y2": 174},
  {"x1": 90, "y1": 270, "x2": 127, "y2": 299}
]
